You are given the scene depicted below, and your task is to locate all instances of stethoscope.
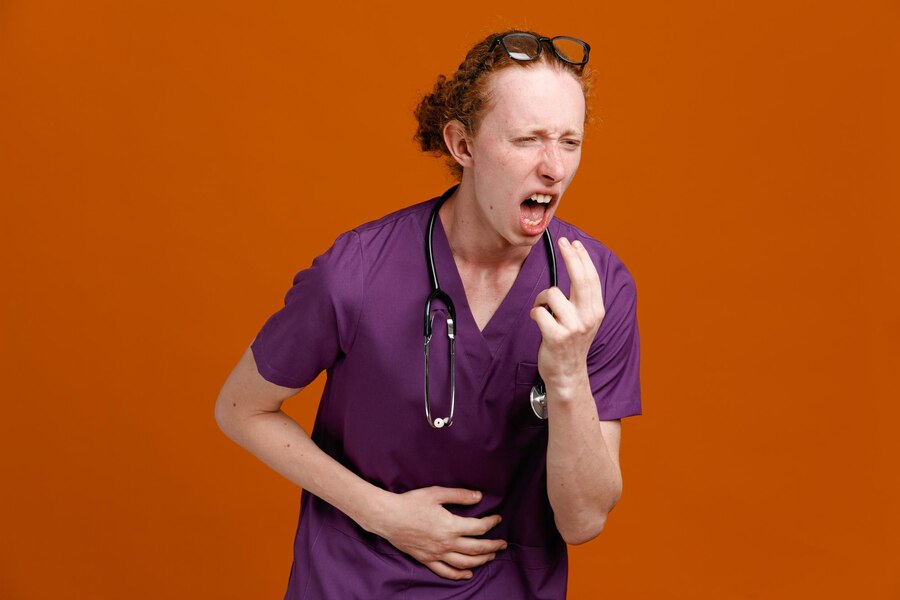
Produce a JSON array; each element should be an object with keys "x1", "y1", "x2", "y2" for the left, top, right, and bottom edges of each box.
[{"x1": 424, "y1": 185, "x2": 558, "y2": 428}]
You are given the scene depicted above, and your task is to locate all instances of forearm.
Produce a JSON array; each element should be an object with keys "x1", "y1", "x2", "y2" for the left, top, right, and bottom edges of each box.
[
  {"x1": 216, "y1": 405, "x2": 507, "y2": 580},
  {"x1": 545, "y1": 373, "x2": 622, "y2": 544},
  {"x1": 217, "y1": 408, "x2": 388, "y2": 532}
]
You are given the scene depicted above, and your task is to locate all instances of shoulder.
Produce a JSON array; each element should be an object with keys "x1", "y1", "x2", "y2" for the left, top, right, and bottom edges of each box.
[
  {"x1": 351, "y1": 197, "x2": 436, "y2": 235},
  {"x1": 310, "y1": 193, "x2": 440, "y2": 261},
  {"x1": 307, "y1": 192, "x2": 442, "y2": 285},
  {"x1": 316, "y1": 192, "x2": 447, "y2": 277}
]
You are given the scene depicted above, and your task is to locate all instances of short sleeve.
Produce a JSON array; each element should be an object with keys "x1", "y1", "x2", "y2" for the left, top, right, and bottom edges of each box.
[
  {"x1": 587, "y1": 253, "x2": 642, "y2": 420},
  {"x1": 250, "y1": 230, "x2": 363, "y2": 389}
]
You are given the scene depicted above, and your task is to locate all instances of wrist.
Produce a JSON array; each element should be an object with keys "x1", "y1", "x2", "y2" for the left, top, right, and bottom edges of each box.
[
  {"x1": 352, "y1": 486, "x2": 396, "y2": 536},
  {"x1": 545, "y1": 372, "x2": 591, "y2": 404}
]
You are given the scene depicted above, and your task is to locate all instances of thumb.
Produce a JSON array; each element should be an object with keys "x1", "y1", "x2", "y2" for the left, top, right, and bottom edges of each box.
[{"x1": 428, "y1": 487, "x2": 483, "y2": 506}]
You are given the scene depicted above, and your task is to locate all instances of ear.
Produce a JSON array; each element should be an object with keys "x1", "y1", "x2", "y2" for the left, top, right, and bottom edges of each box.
[{"x1": 442, "y1": 120, "x2": 475, "y2": 170}]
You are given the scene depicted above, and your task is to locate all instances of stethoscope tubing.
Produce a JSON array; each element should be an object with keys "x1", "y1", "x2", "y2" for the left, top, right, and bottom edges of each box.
[{"x1": 424, "y1": 185, "x2": 558, "y2": 427}]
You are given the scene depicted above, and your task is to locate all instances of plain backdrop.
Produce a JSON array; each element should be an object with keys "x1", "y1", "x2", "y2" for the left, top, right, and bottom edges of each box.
[{"x1": 1, "y1": 1, "x2": 898, "y2": 598}]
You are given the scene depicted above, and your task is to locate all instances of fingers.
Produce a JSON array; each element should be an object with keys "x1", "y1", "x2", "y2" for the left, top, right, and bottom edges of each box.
[
  {"x1": 426, "y1": 539, "x2": 508, "y2": 579},
  {"x1": 454, "y1": 536, "x2": 508, "y2": 556},
  {"x1": 453, "y1": 513, "x2": 503, "y2": 537},
  {"x1": 426, "y1": 547, "x2": 504, "y2": 579},
  {"x1": 557, "y1": 237, "x2": 586, "y2": 305},
  {"x1": 422, "y1": 533, "x2": 506, "y2": 578},
  {"x1": 533, "y1": 286, "x2": 577, "y2": 330},
  {"x1": 388, "y1": 487, "x2": 509, "y2": 581},
  {"x1": 425, "y1": 560, "x2": 473, "y2": 581},
  {"x1": 530, "y1": 302, "x2": 560, "y2": 336},
  {"x1": 426, "y1": 487, "x2": 504, "y2": 543},
  {"x1": 556, "y1": 237, "x2": 604, "y2": 318},
  {"x1": 566, "y1": 238, "x2": 590, "y2": 312},
  {"x1": 571, "y1": 238, "x2": 604, "y2": 311},
  {"x1": 428, "y1": 487, "x2": 484, "y2": 506},
  {"x1": 443, "y1": 550, "x2": 497, "y2": 569}
]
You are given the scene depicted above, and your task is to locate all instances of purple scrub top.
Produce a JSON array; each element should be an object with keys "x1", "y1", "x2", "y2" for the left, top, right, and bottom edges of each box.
[{"x1": 250, "y1": 189, "x2": 642, "y2": 599}]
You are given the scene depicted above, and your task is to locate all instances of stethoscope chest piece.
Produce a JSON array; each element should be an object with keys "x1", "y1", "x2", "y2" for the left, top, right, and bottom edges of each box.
[{"x1": 530, "y1": 383, "x2": 548, "y2": 420}]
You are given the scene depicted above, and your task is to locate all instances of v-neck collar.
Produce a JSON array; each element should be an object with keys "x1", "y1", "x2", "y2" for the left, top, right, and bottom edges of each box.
[{"x1": 430, "y1": 205, "x2": 553, "y2": 363}]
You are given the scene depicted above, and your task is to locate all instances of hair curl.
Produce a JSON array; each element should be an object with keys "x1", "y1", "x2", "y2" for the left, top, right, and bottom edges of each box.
[{"x1": 413, "y1": 30, "x2": 593, "y2": 180}]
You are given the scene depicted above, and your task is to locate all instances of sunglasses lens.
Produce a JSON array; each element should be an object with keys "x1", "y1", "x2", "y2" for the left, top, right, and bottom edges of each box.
[
  {"x1": 502, "y1": 33, "x2": 541, "y2": 61},
  {"x1": 552, "y1": 37, "x2": 588, "y2": 64}
]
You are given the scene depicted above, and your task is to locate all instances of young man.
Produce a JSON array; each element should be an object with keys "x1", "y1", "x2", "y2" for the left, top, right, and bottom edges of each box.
[{"x1": 216, "y1": 30, "x2": 641, "y2": 599}]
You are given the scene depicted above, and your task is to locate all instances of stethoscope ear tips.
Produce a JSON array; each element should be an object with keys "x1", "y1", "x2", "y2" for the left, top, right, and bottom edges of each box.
[{"x1": 433, "y1": 417, "x2": 448, "y2": 428}]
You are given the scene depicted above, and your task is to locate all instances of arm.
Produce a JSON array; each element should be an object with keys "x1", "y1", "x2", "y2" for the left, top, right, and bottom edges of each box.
[
  {"x1": 546, "y1": 384, "x2": 622, "y2": 544},
  {"x1": 530, "y1": 237, "x2": 624, "y2": 544},
  {"x1": 214, "y1": 346, "x2": 506, "y2": 579},
  {"x1": 214, "y1": 346, "x2": 389, "y2": 530}
]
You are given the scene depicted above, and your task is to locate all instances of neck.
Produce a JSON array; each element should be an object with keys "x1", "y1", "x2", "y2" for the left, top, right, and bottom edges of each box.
[{"x1": 439, "y1": 179, "x2": 531, "y2": 270}]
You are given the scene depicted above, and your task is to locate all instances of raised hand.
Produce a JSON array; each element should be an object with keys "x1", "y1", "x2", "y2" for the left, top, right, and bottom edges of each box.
[
  {"x1": 529, "y1": 237, "x2": 606, "y2": 394},
  {"x1": 370, "y1": 486, "x2": 507, "y2": 580}
]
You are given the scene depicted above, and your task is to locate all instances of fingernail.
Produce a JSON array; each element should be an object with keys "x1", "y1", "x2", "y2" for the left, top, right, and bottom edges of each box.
[
  {"x1": 560, "y1": 237, "x2": 570, "y2": 247},
  {"x1": 573, "y1": 240, "x2": 584, "y2": 249},
  {"x1": 472, "y1": 491, "x2": 481, "y2": 500}
]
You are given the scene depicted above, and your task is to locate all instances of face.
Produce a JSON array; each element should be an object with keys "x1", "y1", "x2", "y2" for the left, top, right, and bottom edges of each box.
[{"x1": 464, "y1": 63, "x2": 585, "y2": 248}]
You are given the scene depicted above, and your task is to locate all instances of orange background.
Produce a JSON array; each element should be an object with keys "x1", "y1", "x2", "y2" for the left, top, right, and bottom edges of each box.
[{"x1": 2, "y1": 1, "x2": 898, "y2": 598}]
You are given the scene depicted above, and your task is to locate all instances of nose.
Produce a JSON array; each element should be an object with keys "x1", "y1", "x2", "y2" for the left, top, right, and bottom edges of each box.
[{"x1": 538, "y1": 144, "x2": 565, "y2": 184}]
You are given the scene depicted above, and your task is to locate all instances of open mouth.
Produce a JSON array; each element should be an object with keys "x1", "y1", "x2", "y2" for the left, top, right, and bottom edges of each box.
[{"x1": 519, "y1": 193, "x2": 554, "y2": 235}]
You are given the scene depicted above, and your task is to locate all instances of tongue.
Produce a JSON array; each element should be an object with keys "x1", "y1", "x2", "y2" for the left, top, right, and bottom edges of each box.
[
  {"x1": 519, "y1": 200, "x2": 547, "y2": 235},
  {"x1": 521, "y1": 201, "x2": 543, "y2": 222}
]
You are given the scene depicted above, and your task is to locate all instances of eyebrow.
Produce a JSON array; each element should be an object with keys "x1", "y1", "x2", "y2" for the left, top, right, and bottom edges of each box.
[{"x1": 519, "y1": 128, "x2": 584, "y2": 138}]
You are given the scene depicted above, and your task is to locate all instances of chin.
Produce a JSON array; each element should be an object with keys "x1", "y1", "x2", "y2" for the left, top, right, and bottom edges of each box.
[{"x1": 510, "y1": 229, "x2": 544, "y2": 247}]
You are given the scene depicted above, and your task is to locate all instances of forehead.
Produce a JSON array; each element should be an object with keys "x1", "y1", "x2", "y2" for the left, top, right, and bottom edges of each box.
[{"x1": 480, "y1": 64, "x2": 586, "y2": 134}]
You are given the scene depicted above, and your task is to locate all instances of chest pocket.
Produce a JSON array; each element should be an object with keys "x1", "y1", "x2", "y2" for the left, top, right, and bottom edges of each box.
[{"x1": 513, "y1": 361, "x2": 549, "y2": 430}]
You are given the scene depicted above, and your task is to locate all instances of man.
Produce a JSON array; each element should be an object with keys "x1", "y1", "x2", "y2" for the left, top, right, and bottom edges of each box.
[{"x1": 216, "y1": 30, "x2": 641, "y2": 599}]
